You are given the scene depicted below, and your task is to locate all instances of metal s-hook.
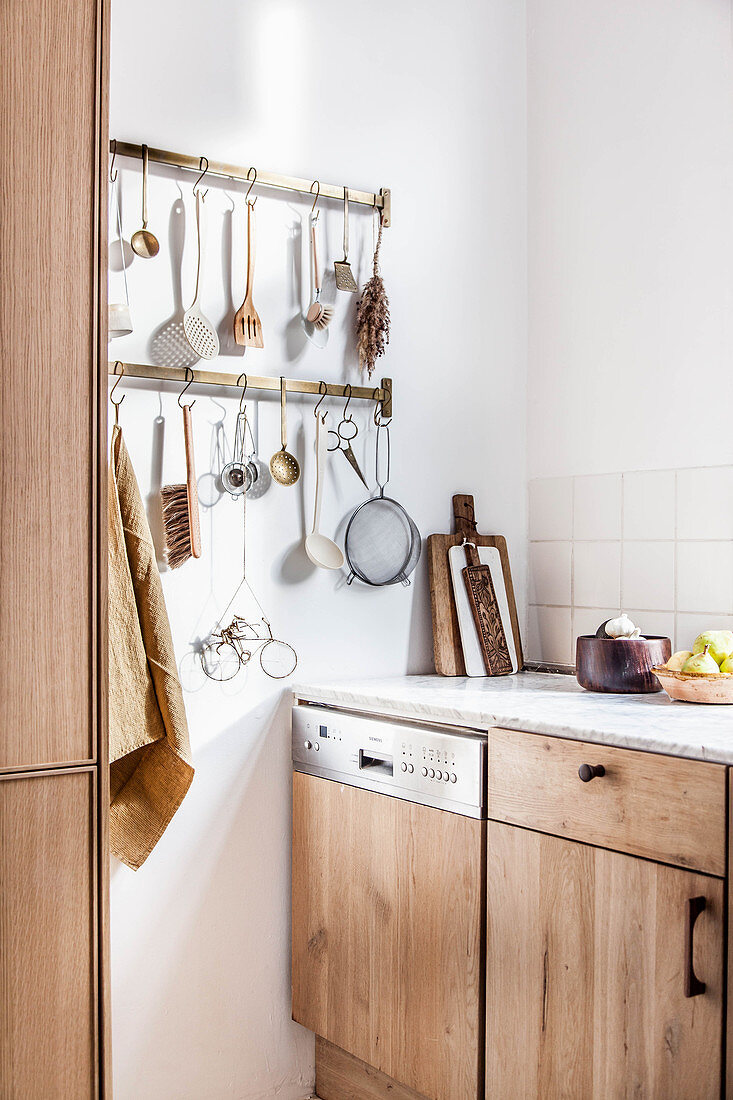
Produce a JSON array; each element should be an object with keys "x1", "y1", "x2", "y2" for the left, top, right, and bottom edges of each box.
[
  {"x1": 245, "y1": 167, "x2": 258, "y2": 207},
  {"x1": 314, "y1": 380, "x2": 328, "y2": 419},
  {"x1": 342, "y1": 383, "x2": 353, "y2": 422},
  {"x1": 178, "y1": 366, "x2": 196, "y2": 408},
  {"x1": 193, "y1": 156, "x2": 210, "y2": 198},
  {"x1": 373, "y1": 385, "x2": 391, "y2": 427},
  {"x1": 110, "y1": 361, "x2": 125, "y2": 424},
  {"x1": 236, "y1": 372, "x2": 248, "y2": 414},
  {"x1": 109, "y1": 139, "x2": 118, "y2": 183},
  {"x1": 310, "y1": 180, "x2": 320, "y2": 217}
]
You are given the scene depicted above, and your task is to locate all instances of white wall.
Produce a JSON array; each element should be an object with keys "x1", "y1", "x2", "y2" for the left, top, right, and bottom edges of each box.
[
  {"x1": 109, "y1": 2, "x2": 527, "y2": 1097},
  {"x1": 526, "y1": 0, "x2": 733, "y2": 664}
]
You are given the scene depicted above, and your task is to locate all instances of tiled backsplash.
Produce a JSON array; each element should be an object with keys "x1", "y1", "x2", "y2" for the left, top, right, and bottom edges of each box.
[{"x1": 527, "y1": 467, "x2": 733, "y2": 666}]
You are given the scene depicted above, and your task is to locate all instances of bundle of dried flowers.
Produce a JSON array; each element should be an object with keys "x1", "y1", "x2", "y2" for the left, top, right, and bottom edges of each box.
[{"x1": 356, "y1": 218, "x2": 390, "y2": 379}]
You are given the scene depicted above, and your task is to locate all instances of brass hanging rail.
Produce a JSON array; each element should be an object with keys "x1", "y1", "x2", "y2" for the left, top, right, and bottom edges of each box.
[
  {"x1": 107, "y1": 362, "x2": 393, "y2": 419},
  {"x1": 109, "y1": 140, "x2": 392, "y2": 227}
]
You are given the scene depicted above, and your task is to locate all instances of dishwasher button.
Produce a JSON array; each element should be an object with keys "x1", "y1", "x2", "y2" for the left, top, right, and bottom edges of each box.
[
  {"x1": 450, "y1": 773, "x2": 457, "y2": 783},
  {"x1": 421, "y1": 767, "x2": 428, "y2": 777},
  {"x1": 435, "y1": 770, "x2": 443, "y2": 781},
  {"x1": 400, "y1": 761, "x2": 408, "y2": 772},
  {"x1": 304, "y1": 740, "x2": 313, "y2": 750},
  {"x1": 428, "y1": 769, "x2": 435, "y2": 779},
  {"x1": 443, "y1": 772, "x2": 450, "y2": 782},
  {"x1": 407, "y1": 764, "x2": 414, "y2": 773}
]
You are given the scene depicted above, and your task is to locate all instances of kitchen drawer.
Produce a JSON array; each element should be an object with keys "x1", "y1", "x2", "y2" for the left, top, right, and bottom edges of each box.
[{"x1": 488, "y1": 728, "x2": 726, "y2": 876}]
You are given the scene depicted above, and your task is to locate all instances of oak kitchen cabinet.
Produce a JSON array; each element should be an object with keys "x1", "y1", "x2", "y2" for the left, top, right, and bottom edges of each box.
[
  {"x1": 1, "y1": 0, "x2": 110, "y2": 1093},
  {"x1": 296, "y1": 699, "x2": 732, "y2": 1100},
  {"x1": 487, "y1": 728, "x2": 727, "y2": 1100}
]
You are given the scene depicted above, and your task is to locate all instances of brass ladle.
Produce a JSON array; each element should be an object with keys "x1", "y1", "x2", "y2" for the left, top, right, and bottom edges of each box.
[
  {"x1": 269, "y1": 378, "x2": 301, "y2": 486},
  {"x1": 131, "y1": 144, "x2": 160, "y2": 259}
]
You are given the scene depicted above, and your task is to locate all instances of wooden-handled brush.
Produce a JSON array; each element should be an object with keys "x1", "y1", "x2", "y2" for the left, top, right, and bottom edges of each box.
[{"x1": 161, "y1": 403, "x2": 202, "y2": 568}]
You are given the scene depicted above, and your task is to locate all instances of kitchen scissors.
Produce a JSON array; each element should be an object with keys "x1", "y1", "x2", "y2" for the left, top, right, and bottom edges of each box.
[{"x1": 327, "y1": 386, "x2": 368, "y2": 487}]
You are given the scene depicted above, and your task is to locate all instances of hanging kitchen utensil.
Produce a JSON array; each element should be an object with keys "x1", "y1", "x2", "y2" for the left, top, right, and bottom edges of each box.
[
  {"x1": 356, "y1": 208, "x2": 390, "y2": 378},
  {"x1": 269, "y1": 377, "x2": 301, "y2": 486},
  {"x1": 327, "y1": 385, "x2": 368, "y2": 487},
  {"x1": 427, "y1": 495, "x2": 523, "y2": 675},
  {"x1": 233, "y1": 177, "x2": 264, "y2": 347},
  {"x1": 183, "y1": 187, "x2": 220, "y2": 360},
  {"x1": 334, "y1": 185, "x2": 358, "y2": 292},
  {"x1": 221, "y1": 409, "x2": 258, "y2": 497},
  {"x1": 130, "y1": 144, "x2": 160, "y2": 259},
  {"x1": 344, "y1": 419, "x2": 421, "y2": 586},
  {"x1": 200, "y1": 466, "x2": 296, "y2": 682},
  {"x1": 305, "y1": 409, "x2": 344, "y2": 570},
  {"x1": 160, "y1": 370, "x2": 202, "y2": 568},
  {"x1": 108, "y1": 170, "x2": 133, "y2": 339}
]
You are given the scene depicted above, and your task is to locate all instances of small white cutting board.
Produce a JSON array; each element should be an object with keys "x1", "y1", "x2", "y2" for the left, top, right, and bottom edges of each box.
[{"x1": 448, "y1": 544, "x2": 520, "y2": 676}]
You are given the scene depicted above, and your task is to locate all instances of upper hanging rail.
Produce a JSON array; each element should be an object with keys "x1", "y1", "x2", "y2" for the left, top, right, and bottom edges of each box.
[{"x1": 109, "y1": 140, "x2": 392, "y2": 227}]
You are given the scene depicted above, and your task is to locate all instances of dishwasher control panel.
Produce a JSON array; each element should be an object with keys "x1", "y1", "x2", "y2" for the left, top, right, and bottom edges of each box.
[{"x1": 292, "y1": 704, "x2": 486, "y2": 818}]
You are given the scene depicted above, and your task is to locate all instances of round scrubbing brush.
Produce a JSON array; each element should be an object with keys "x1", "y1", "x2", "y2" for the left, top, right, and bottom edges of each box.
[{"x1": 306, "y1": 216, "x2": 334, "y2": 330}]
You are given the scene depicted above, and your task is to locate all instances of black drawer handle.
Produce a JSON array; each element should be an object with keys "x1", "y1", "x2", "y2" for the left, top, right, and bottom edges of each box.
[
  {"x1": 578, "y1": 763, "x2": 605, "y2": 783},
  {"x1": 684, "y1": 896, "x2": 706, "y2": 998}
]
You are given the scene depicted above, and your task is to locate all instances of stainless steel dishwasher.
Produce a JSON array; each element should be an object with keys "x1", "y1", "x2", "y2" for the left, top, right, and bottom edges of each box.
[{"x1": 291, "y1": 702, "x2": 487, "y2": 1100}]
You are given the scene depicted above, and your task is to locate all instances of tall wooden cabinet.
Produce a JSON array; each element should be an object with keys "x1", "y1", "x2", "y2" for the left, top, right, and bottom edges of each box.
[{"x1": 0, "y1": 0, "x2": 110, "y2": 1094}]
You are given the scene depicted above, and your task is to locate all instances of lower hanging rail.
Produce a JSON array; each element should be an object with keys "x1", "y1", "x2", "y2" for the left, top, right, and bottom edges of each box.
[{"x1": 107, "y1": 362, "x2": 393, "y2": 419}]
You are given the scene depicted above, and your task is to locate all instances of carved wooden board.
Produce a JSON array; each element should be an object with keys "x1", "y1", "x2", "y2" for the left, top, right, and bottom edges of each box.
[{"x1": 427, "y1": 494, "x2": 523, "y2": 676}]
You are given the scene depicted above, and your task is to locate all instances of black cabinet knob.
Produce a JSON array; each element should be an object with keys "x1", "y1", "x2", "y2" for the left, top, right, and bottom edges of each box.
[{"x1": 578, "y1": 763, "x2": 605, "y2": 783}]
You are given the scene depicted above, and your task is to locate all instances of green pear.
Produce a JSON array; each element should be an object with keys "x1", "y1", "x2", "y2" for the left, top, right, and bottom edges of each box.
[
  {"x1": 682, "y1": 645, "x2": 720, "y2": 676},
  {"x1": 667, "y1": 650, "x2": 692, "y2": 671},
  {"x1": 720, "y1": 655, "x2": 733, "y2": 674},
  {"x1": 693, "y1": 631, "x2": 733, "y2": 667}
]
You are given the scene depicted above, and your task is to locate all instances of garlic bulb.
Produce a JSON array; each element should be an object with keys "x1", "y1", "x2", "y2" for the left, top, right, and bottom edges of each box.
[{"x1": 604, "y1": 614, "x2": 640, "y2": 639}]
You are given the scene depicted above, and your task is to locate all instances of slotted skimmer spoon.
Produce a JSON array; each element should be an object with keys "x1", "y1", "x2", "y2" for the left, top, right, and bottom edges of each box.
[
  {"x1": 184, "y1": 190, "x2": 220, "y2": 360},
  {"x1": 269, "y1": 378, "x2": 301, "y2": 486}
]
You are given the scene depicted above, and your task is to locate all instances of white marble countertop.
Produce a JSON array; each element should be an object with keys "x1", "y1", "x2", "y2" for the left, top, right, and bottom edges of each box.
[{"x1": 293, "y1": 671, "x2": 733, "y2": 764}]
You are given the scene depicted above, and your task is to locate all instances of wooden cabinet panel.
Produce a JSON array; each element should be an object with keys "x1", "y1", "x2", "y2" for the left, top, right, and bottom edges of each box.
[
  {"x1": 0, "y1": 0, "x2": 106, "y2": 769},
  {"x1": 292, "y1": 772, "x2": 485, "y2": 1100},
  {"x1": 488, "y1": 728, "x2": 726, "y2": 875},
  {"x1": 0, "y1": 770, "x2": 97, "y2": 1098},
  {"x1": 486, "y1": 822, "x2": 723, "y2": 1099},
  {"x1": 316, "y1": 1036, "x2": 430, "y2": 1100}
]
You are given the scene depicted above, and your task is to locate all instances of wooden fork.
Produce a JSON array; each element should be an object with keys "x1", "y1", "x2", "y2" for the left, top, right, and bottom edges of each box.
[{"x1": 234, "y1": 200, "x2": 264, "y2": 348}]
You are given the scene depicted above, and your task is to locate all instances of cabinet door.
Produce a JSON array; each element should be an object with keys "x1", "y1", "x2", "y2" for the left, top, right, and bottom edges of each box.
[
  {"x1": 292, "y1": 772, "x2": 485, "y2": 1100},
  {"x1": 0, "y1": 770, "x2": 98, "y2": 1098},
  {"x1": 486, "y1": 822, "x2": 723, "y2": 1099},
  {"x1": 0, "y1": 0, "x2": 107, "y2": 770}
]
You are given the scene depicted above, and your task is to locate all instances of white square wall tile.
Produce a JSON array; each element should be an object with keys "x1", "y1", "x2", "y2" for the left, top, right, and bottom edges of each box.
[
  {"x1": 625, "y1": 609, "x2": 675, "y2": 645},
  {"x1": 529, "y1": 478, "x2": 573, "y2": 541},
  {"x1": 677, "y1": 542, "x2": 733, "y2": 615},
  {"x1": 622, "y1": 542, "x2": 675, "y2": 611},
  {"x1": 676, "y1": 612, "x2": 733, "y2": 652},
  {"x1": 574, "y1": 475, "x2": 622, "y2": 540},
  {"x1": 573, "y1": 542, "x2": 621, "y2": 608},
  {"x1": 529, "y1": 542, "x2": 572, "y2": 605},
  {"x1": 623, "y1": 471, "x2": 675, "y2": 540},
  {"x1": 677, "y1": 467, "x2": 733, "y2": 540},
  {"x1": 527, "y1": 606, "x2": 573, "y2": 665}
]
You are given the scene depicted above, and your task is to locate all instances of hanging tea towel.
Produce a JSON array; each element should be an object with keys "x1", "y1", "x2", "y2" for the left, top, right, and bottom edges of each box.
[{"x1": 108, "y1": 424, "x2": 193, "y2": 869}]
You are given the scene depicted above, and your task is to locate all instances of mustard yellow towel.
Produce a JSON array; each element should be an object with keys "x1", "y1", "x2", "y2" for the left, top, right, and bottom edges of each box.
[{"x1": 108, "y1": 424, "x2": 193, "y2": 870}]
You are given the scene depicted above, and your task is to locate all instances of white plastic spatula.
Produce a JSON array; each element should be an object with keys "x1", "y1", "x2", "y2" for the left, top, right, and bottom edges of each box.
[{"x1": 184, "y1": 190, "x2": 220, "y2": 360}]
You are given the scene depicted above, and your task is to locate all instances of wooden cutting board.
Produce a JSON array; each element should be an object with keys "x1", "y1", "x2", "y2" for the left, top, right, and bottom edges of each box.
[{"x1": 427, "y1": 494, "x2": 524, "y2": 676}]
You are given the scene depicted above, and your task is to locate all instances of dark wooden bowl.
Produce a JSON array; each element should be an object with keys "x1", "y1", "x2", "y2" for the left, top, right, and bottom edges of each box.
[{"x1": 576, "y1": 635, "x2": 672, "y2": 694}]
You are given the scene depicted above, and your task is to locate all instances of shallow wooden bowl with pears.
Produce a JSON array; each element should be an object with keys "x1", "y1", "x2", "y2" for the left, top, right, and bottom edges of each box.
[{"x1": 653, "y1": 630, "x2": 733, "y2": 704}]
